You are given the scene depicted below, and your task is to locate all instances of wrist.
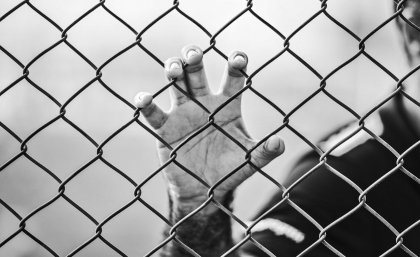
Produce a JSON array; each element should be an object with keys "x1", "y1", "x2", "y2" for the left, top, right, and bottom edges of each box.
[
  {"x1": 169, "y1": 188, "x2": 234, "y2": 216},
  {"x1": 163, "y1": 190, "x2": 236, "y2": 257}
]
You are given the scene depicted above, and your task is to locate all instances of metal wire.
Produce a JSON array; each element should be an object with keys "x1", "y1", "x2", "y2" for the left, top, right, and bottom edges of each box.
[{"x1": 0, "y1": 0, "x2": 419, "y2": 256}]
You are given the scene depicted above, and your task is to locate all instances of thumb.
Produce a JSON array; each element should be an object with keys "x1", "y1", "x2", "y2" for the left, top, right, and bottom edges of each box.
[{"x1": 250, "y1": 135, "x2": 285, "y2": 169}]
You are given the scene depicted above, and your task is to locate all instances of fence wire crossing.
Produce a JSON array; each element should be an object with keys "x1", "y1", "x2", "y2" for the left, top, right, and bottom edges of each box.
[{"x1": 0, "y1": 0, "x2": 420, "y2": 256}]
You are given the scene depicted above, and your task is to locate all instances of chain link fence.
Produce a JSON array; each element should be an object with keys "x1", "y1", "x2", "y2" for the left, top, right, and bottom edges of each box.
[{"x1": 0, "y1": 0, "x2": 419, "y2": 256}]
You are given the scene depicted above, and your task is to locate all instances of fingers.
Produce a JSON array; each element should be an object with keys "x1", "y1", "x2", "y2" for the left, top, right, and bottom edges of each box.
[
  {"x1": 181, "y1": 45, "x2": 210, "y2": 97},
  {"x1": 134, "y1": 92, "x2": 168, "y2": 130},
  {"x1": 165, "y1": 57, "x2": 189, "y2": 105},
  {"x1": 251, "y1": 135, "x2": 285, "y2": 169},
  {"x1": 220, "y1": 51, "x2": 248, "y2": 97}
]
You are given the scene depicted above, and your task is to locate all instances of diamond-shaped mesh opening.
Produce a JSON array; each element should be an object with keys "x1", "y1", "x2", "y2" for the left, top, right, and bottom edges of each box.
[
  {"x1": 0, "y1": 4, "x2": 60, "y2": 63},
  {"x1": 64, "y1": 160, "x2": 135, "y2": 220},
  {"x1": 26, "y1": 119, "x2": 97, "y2": 178},
  {"x1": 27, "y1": 197, "x2": 97, "y2": 256},
  {"x1": 102, "y1": 200, "x2": 169, "y2": 256},
  {"x1": 28, "y1": 44, "x2": 94, "y2": 103},
  {"x1": 1, "y1": 0, "x2": 420, "y2": 256},
  {"x1": 139, "y1": 10, "x2": 210, "y2": 60},
  {"x1": 66, "y1": 7, "x2": 136, "y2": 65},
  {"x1": 64, "y1": 81, "x2": 134, "y2": 141},
  {"x1": 0, "y1": 157, "x2": 58, "y2": 214},
  {"x1": 0, "y1": 81, "x2": 58, "y2": 137},
  {"x1": 30, "y1": 0, "x2": 99, "y2": 28}
]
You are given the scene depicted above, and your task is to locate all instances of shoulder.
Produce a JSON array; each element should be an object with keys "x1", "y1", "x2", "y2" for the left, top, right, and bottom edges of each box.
[
  {"x1": 243, "y1": 100, "x2": 420, "y2": 256},
  {"x1": 318, "y1": 112, "x2": 384, "y2": 158},
  {"x1": 241, "y1": 115, "x2": 389, "y2": 256},
  {"x1": 256, "y1": 112, "x2": 392, "y2": 225},
  {"x1": 287, "y1": 111, "x2": 390, "y2": 189}
]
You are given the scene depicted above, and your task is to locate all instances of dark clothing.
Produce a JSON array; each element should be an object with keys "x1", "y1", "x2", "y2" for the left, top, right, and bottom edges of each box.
[{"x1": 243, "y1": 97, "x2": 420, "y2": 256}]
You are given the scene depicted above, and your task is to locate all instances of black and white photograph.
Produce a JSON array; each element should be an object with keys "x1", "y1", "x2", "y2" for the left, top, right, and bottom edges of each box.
[{"x1": 0, "y1": 0, "x2": 419, "y2": 256}]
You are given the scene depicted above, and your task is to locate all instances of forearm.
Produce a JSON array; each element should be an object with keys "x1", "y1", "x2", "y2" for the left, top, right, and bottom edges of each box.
[{"x1": 160, "y1": 191, "x2": 239, "y2": 257}]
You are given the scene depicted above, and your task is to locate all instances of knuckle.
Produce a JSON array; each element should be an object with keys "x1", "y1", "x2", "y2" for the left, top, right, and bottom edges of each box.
[{"x1": 228, "y1": 68, "x2": 246, "y2": 77}]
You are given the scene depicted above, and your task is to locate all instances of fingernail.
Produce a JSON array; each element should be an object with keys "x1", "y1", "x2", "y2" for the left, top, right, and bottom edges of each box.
[
  {"x1": 168, "y1": 62, "x2": 182, "y2": 78},
  {"x1": 186, "y1": 49, "x2": 198, "y2": 60},
  {"x1": 170, "y1": 62, "x2": 181, "y2": 70},
  {"x1": 266, "y1": 136, "x2": 281, "y2": 152},
  {"x1": 134, "y1": 92, "x2": 153, "y2": 108},
  {"x1": 233, "y1": 55, "x2": 246, "y2": 67}
]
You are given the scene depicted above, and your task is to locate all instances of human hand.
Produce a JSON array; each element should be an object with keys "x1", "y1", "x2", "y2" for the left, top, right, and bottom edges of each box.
[{"x1": 134, "y1": 45, "x2": 284, "y2": 207}]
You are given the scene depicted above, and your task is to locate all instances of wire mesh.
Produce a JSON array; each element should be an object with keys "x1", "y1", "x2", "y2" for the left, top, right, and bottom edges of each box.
[{"x1": 0, "y1": 0, "x2": 419, "y2": 256}]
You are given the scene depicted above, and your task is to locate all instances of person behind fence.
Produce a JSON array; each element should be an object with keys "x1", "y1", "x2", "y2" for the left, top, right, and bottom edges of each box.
[{"x1": 134, "y1": 1, "x2": 420, "y2": 256}]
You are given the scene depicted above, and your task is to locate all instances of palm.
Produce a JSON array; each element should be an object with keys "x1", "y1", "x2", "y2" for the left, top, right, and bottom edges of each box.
[
  {"x1": 135, "y1": 45, "x2": 283, "y2": 201},
  {"x1": 157, "y1": 95, "x2": 254, "y2": 199}
]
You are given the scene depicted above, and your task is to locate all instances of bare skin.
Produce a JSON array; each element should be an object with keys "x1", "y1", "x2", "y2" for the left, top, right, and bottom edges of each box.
[
  {"x1": 134, "y1": 4, "x2": 420, "y2": 209},
  {"x1": 134, "y1": 45, "x2": 285, "y2": 256},
  {"x1": 134, "y1": 45, "x2": 285, "y2": 214},
  {"x1": 133, "y1": 3, "x2": 420, "y2": 255}
]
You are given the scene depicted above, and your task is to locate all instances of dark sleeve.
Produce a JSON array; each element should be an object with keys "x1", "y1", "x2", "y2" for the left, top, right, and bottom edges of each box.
[{"x1": 241, "y1": 153, "x2": 377, "y2": 256}]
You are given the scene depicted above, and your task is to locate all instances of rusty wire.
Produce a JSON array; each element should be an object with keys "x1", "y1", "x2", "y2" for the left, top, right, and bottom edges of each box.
[{"x1": 0, "y1": 0, "x2": 420, "y2": 256}]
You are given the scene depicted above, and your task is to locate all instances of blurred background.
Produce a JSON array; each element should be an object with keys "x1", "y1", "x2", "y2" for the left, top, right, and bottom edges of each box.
[{"x1": 0, "y1": 0, "x2": 410, "y2": 256}]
